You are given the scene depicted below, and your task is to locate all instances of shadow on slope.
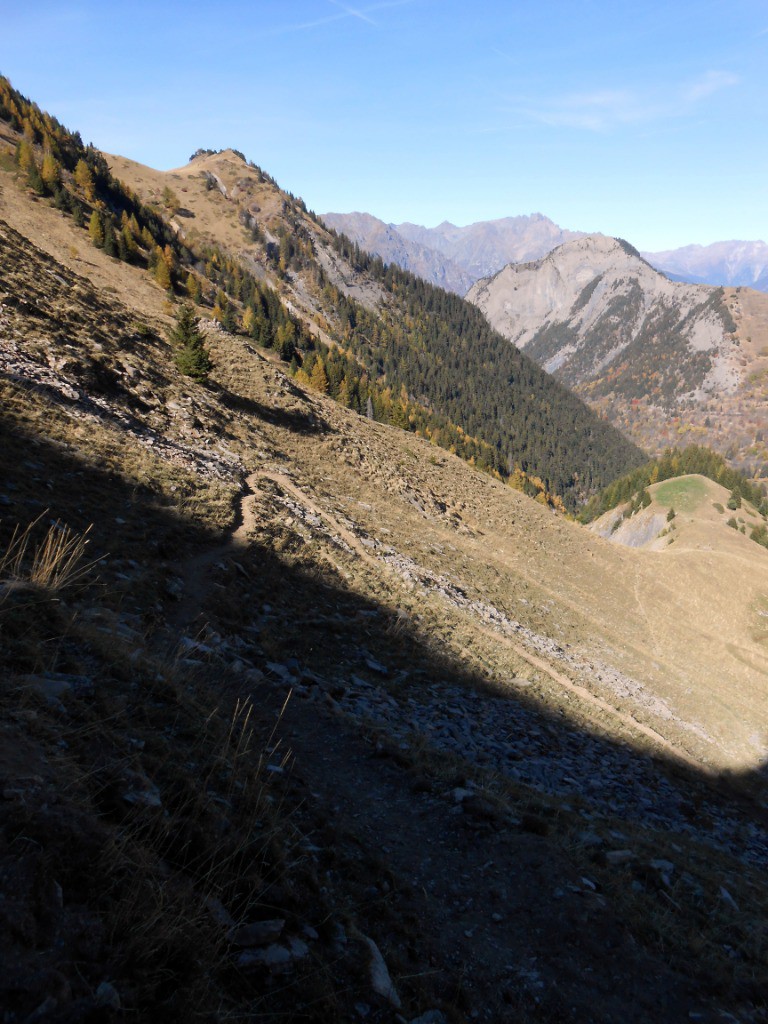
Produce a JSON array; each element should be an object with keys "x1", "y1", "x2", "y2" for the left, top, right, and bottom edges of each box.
[
  {"x1": 210, "y1": 378, "x2": 332, "y2": 436},
  {"x1": 0, "y1": 410, "x2": 766, "y2": 1023}
]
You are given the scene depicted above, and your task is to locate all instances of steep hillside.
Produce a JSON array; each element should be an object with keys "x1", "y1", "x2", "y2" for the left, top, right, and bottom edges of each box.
[
  {"x1": 2, "y1": 186, "x2": 768, "y2": 1023},
  {"x1": 101, "y1": 147, "x2": 643, "y2": 505},
  {"x1": 2, "y1": 78, "x2": 768, "y2": 1023},
  {"x1": 468, "y1": 235, "x2": 768, "y2": 480},
  {"x1": 0, "y1": 70, "x2": 646, "y2": 511},
  {"x1": 591, "y1": 474, "x2": 767, "y2": 553}
]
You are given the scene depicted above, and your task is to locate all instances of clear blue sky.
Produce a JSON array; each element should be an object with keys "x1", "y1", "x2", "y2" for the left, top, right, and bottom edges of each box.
[{"x1": 2, "y1": 1, "x2": 767, "y2": 249}]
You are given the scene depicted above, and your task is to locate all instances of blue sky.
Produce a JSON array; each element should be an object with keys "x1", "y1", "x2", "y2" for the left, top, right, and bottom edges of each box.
[{"x1": 2, "y1": 1, "x2": 766, "y2": 249}]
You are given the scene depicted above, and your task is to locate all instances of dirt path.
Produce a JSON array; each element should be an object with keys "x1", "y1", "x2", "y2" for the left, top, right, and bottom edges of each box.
[{"x1": 170, "y1": 469, "x2": 705, "y2": 772}]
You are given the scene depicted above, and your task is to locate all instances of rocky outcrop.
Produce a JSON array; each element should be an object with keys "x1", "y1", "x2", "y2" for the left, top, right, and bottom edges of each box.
[{"x1": 467, "y1": 234, "x2": 738, "y2": 404}]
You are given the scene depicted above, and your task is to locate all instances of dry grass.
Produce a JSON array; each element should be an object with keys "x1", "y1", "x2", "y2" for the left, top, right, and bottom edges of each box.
[{"x1": 0, "y1": 512, "x2": 96, "y2": 593}]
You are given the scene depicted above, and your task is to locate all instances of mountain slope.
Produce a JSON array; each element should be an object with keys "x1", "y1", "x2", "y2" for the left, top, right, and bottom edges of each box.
[
  {"x1": 396, "y1": 213, "x2": 586, "y2": 280},
  {"x1": 3, "y1": 186, "x2": 768, "y2": 1023},
  {"x1": 468, "y1": 235, "x2": 768, "y2": 479},
  {"x1": 324, "y1": 209, "x2": 768, "y2": 298},
  {"x1": 102, "y1": 147, "x2": 643, "y2": 504},
  {"x1": 2, "y1": 77, "x2": 768, "y2": 1024},
  {"x1": 0, "y1": 60, "x2": 643, "y2": 512},
  {"x1": 319, "y1": 211, "x2": 474, "y2": 295}
]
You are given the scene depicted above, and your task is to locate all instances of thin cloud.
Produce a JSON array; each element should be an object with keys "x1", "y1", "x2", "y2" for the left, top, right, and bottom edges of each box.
[
  {"x1": 683, "y1": 70, "x2": 740, "y2": 102},
  {"x1": 268, "y1": 0, "x2": 416, "y2": 36},
  {"x1": 514, "y1": 71, "x2": 740, "y2": 132},
  {"x1": 327, "y1": 0, "x2": 377, "y2": 26}
]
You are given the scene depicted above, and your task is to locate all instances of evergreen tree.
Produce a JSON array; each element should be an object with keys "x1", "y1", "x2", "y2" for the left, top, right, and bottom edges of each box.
[
  {"x1": 103, "y1": 220, "x2": 117, "y2": 257},
  {"x1": 26, "y1": 161, "x2": 46, "y2": 196},
  {"x1": 170, "y1": 304, "x2": 212, "y2": 381},
  {"x1": 220, "y1": 302, "x2": 238, "y2": 333}
]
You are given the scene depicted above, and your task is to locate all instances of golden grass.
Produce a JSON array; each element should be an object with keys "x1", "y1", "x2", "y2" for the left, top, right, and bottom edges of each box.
[{"x1": 0, "y1": 511, "x2": 96, "y2": 592}]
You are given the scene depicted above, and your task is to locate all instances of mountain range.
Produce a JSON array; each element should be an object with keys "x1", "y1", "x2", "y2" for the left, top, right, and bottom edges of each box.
[{"x1": 322, "y1": 210, "x2": 768, "y2": 295}]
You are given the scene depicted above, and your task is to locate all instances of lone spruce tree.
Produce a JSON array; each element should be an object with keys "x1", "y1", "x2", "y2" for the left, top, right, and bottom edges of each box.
[{"x1": 171, "y1": 304, "x2": 212, "y2": 381}]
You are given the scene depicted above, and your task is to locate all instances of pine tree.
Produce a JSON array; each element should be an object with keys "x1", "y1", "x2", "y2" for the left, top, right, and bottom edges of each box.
[
  {"x1": 171, "y1": 304, "x2": 212, "y2": 381},
  {"x1": 26, "y1": 161, "x2": 45, "y2": 196},
  {"x1": 103, "y1": 220, "x2": 117, "y2": 257},
  {"x1": 186, "y1": 273, "x2": 202, "y2": 304},
  {"x1": 121, "y1": 224, "x2": 137, "y2": 261}
]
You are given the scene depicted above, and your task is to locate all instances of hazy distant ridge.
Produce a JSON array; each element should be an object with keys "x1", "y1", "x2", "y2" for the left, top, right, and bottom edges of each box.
[
  {"x1": 322, "y1": 210, "x2": 768, "y2": 295},
  {"x1": 321, "y1": 211, "x2": 586, "y2": 294},
  {"x1": 643, "y1": 240, "x2": 768, "y2": 291}
]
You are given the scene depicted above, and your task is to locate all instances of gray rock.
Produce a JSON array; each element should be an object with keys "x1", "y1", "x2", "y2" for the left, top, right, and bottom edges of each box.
[
  {"x1": 604, "y1": 849, "x2": 634, "y2": 865},
  {"x1": 288, "y1": 936, "x2": 310, "y2": 959},
  {"x1": 362, "y1": 935, "x2": 401, "y2": 1009},
  {"x1": 205, "y1": 896, "x2": 235, "y2": 929}
]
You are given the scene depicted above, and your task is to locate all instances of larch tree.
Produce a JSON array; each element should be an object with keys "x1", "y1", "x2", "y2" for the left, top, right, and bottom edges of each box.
[
  {"x1": 74, "y1": 158, "x2": 96, "y2": 201},
  {"x1": 309, "y1": 359, "x2": 329, "y2": 394},
  {"x1": 88, "y1": 210, "x2": 104, "y2": 248},
  {"x1": 41, "y1": 151, "x2": 60, "y2": 190}
]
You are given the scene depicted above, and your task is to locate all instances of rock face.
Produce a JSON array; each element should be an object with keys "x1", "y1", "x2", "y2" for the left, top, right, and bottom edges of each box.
[{"x1": 467, "y1": 234, "x2": 737, "y2": 404}]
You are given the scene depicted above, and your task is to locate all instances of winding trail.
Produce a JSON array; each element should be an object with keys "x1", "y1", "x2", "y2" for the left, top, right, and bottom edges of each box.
[{"x1": 170, "y1": 468, "x2": 705, "y2": 770}]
